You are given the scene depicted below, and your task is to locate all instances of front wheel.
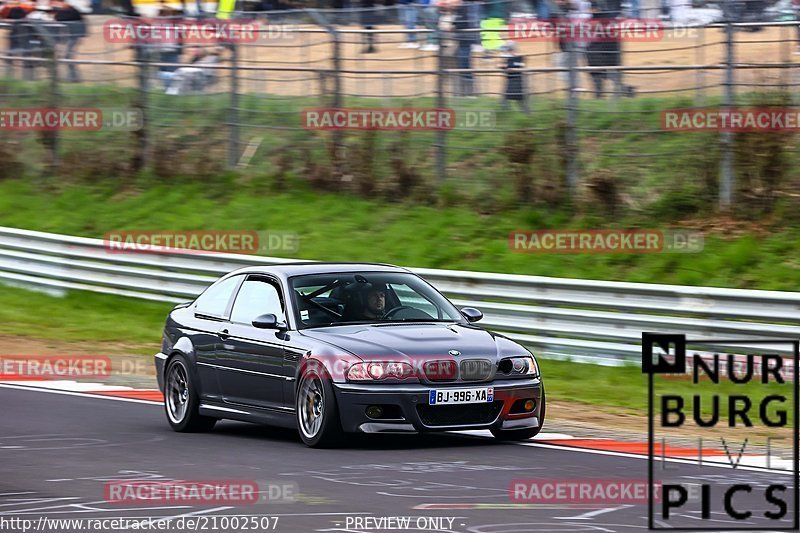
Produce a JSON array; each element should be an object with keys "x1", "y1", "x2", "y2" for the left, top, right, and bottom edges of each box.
[
  {"x1": 491, "y1": 389, "x2": 546, "y2": 441},
  {"x1": 164, "y1": 354, "x2": 216, "y2": 432},
  {"x1": 296, "y1": 369, "x2": 343, "y2": 448}
]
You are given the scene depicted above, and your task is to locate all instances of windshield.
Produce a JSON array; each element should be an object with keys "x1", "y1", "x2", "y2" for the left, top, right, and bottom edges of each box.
[{"x1": 289, "y1": 272, "x2": 464, "y2": 328}]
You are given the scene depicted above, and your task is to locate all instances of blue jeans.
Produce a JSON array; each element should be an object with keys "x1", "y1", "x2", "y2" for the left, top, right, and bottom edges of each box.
[
  {"x1": 467, "y1": 2, "x2": 481, "y2": 43},
  {"x1": 534, "y1": 0, "x2": 550, "y2": 20},
  {"x1": 456, "y1": 43, "x2": 473, "y2": 95},
  {"x1": 628, "y1": 0, "x2": 640, "y2": 18},
  {"x1": 399, "y1": 4, "x2": 418, "y2": 43},
  {"x1": 421, "y1": 6, "x2": 438, "y2": 44}
]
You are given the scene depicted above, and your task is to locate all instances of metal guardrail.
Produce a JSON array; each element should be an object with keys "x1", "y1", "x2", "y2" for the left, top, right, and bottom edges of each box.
[{"x1": 1, "y1": 226, "x2": 799, "y2": 365}]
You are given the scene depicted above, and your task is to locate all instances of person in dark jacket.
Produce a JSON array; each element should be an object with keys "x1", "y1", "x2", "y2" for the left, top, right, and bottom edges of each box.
[
  {"x1": 52, "y1": 0, "x2": 86, "y2": 82},
  {"x1": 501, "y1": 41, "x2": 528, "y2": 112},
  {"x1": 585, "y1": 0, "x2": 634, "y2": 98},
  {"x1": 360, "y1": 0, "x2": 377, "y2": 53},
  {"x1": 4, "y1": 3, "x2": 38, "y2": 80},
  {"x1": 153, "y1": 2, "x2": 183, "y2": 88},
  {"x1": 453, "y1": 3, "x2": 473, "y2": 95}
]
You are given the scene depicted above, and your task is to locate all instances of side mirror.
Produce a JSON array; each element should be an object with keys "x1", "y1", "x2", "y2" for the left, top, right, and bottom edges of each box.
[
  {"x1": 460, "y1": 307, "x2": 483, "y2": 323},
  {"x1": 252, "y1": 313, "x2": 287, "y2": 330}
]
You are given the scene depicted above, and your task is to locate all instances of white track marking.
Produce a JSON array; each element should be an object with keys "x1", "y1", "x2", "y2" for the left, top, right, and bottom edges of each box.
[
  {"x1": 454, "y1": 430, "x2": 576, "y2": 440},
  {"x1": 146, "y1": 506, "x2": 234, "y2": 526},
  {"x1": 0, "y1": 383, "x2": 162, "y2": 405},
  {"x1": 0, "y1": 497, "x2": 79, "y2": 509},
  {"x1": 0, "y1": 380, "x2": 139, "y2": 392},
  {"x1": 517, "y1": 441, "x2": 794, "y2": 476},
  {"x1": 555, "y1": 505, "x2": 633, "y2": 520}
]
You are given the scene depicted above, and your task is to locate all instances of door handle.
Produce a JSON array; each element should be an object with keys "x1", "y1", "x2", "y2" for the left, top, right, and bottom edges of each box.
[{"x1": 218, "y1": 328, "x2": 230, "y2": 340}]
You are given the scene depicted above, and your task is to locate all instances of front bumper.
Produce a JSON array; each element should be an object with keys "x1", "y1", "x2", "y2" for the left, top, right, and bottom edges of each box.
[{"x1": 333, "y1": 378, "x2": 543, "y2": 433}]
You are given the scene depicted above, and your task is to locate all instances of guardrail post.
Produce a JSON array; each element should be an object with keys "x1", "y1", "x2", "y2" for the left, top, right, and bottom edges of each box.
[
  {"x1": 695, "y1": 24, "x2": 705, "y2": 106},
  {"x1": 44, "y1": 23, "x2": 59, "y2": 175},
  {"x1": 565, "y1": 42, "x2": 579, "y2": 197},
  {"x1": 228, "y1": 43, "x2": 240, "y2": 168},
  {"x1": 719, "y1": 0, "x2": 735, "y2": 210},
  {"x1": 132, "y1": 43, "x2": 150, "y2": 173},
  {"x1": 780, "y1": 22, "x2": 792, "y2": 102},
  {"x1": 435, "y1": 27, "x2": 446, "y2": 184}
]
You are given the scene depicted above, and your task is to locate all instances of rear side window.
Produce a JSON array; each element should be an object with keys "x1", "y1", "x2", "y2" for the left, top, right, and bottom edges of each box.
[{"x1": 195, "y1": 275, "x2": 242, "y2": 318}]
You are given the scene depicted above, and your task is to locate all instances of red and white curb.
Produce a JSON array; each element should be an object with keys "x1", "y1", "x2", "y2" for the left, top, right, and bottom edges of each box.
[{"x1": 0, "y1": 378, "x2": 163, "y2": 402}]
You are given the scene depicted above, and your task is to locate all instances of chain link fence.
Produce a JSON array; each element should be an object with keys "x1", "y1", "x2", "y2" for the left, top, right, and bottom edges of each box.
[{"x1": 0, "y1": 1, "x2": 797, "y2": 212}]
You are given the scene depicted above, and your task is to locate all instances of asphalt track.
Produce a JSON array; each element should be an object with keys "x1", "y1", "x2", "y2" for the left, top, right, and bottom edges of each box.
[{"x1": 0, "y1": 385, "x2": 795, "y2": 533}]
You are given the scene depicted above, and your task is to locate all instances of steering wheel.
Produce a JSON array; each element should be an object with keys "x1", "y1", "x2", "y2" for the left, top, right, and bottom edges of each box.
[{"x1": 382, "y1": 305, "x2": 418, "y2": 320}]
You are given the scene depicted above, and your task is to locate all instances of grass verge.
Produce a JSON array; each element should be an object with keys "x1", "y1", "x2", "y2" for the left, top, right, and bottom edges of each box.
[{"x1": 2, "y1": 179, "x2": 800, "y2": 290}]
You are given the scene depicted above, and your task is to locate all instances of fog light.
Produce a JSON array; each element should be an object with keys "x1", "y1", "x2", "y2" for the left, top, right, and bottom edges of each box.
[
  {"x1": 524, "y1": 400, "x2": 535, "y2": 412},
  {"x1": 366, "y1": 405, "x2": 384, "y2": 419}
]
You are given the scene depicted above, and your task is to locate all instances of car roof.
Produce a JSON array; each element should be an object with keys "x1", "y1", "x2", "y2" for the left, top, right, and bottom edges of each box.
[{"x1": 226, "y1": 262, "x2": 411, "y2": 281}]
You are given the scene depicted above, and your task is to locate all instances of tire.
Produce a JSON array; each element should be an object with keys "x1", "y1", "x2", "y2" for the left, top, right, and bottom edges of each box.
[
  {"x1": 296, "y1": 368, "x2": 343, "y2": 448},
  {"x1": 164, "y1": 354, "x2": 217, "y2": 433},
  {"x1": 491, "y1": 388, "x2": 546, "y2": 441}
]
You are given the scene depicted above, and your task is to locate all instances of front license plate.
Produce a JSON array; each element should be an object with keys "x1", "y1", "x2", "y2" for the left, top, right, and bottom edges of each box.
[{"x1": 428, "y1": 387, "x2": 494, "y2": 405}]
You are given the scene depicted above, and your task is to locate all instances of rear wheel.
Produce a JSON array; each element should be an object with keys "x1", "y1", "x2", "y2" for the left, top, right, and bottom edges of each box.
[
  {"x1": 491, "y1": 389, "x2": 546, "y2": 441},
  {"x1": 296, "y1": 369, "x2": 343, "y2": 448},
  {"x1": 165, "y1": 354, "x2": 216, "y2": 432}
]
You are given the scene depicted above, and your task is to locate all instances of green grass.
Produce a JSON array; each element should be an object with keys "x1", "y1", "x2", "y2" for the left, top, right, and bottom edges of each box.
[
  {"x1": 0, "y1": 284, "x2": 171, "y2": 353},
  {"x1": 2, "y1": 79, "x2": 794, "y2": 215},
  {"x1": 1, "y1": 179, "x2": 800, "y2": 290},
  {"x1": 542, "y1": 356, "x2": 790, "y2": 421}
]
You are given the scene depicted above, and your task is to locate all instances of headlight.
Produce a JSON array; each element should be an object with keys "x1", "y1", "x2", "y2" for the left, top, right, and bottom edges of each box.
[
  {"x1": 498, "y1": 356, "x2": 538, "y2": 377},
  {"x1": 346, "y1": 362, "x2": 416, "y2": 381}
]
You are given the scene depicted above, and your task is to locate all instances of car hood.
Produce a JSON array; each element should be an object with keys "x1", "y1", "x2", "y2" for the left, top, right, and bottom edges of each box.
[{"x1": 299, "y1": 322, "x2": 510, "y2": 361}]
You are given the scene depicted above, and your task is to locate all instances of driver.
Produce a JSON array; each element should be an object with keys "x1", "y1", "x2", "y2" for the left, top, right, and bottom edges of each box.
[
  {"x1": 342, "y1": 282, "x2": 391, "y2": 322},
  {"x1": 362, "y1": 286, "x2": 387, "y2": 320}
]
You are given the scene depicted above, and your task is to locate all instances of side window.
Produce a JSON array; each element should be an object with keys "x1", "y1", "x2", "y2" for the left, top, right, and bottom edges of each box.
[
  {"x1": 389, "y1": 283, "x2": 437, "y2": 317},
  {"x1": 230, "y1": 278, "x2": 285, "y2": 325},
  {"x1": 195, "y1": 275, "x2": 242, "y2": 318}
]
